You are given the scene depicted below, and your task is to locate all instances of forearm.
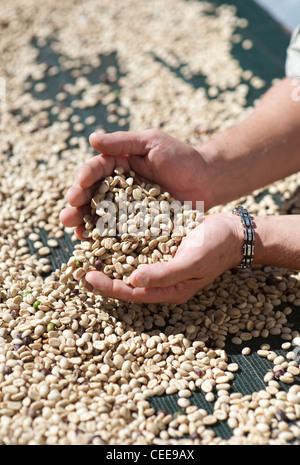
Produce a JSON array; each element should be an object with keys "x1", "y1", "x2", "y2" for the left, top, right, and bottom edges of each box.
[
  {"x1": 199, "y1": 77, "x2": 300, "y2": 207},
  {"x1": 251, "y1": 215, "x2": 300, "y2": 270}
]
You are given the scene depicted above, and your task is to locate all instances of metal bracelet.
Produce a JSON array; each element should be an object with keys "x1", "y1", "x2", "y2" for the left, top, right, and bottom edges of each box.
[{"x1": 232, "y1": 205, "x2": 255, "y2": 268}]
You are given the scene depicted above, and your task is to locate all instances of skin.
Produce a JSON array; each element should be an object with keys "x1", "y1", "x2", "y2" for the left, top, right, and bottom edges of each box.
[{"x1": 60, "y1": 77, "x2": 300, "y2": 304}]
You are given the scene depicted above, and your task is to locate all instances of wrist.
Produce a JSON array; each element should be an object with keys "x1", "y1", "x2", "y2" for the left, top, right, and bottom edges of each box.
[
  {"x1": 252, "y1": 216, "x2": 267, "y2": 265},
  {"x1": 195, "y1": 125, "x2": 265, "y2": 208},
  {"x1": 252, "y1": 215, "x2": 285, "y2": 266},
  {"x1": 206, "y1": 212, "x2": 246, "y2": 269},
  {"x1": 196, "y1": 138, "x2": 234, "y2": 209}
]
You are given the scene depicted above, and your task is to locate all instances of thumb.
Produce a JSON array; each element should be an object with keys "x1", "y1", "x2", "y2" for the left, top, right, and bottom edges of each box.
[
  {"x1": 89, "y1": 130, "x2": 153, "y2": 156},
  {"x1": 130, "y1": 257, "x2": 191, "y2": 288}
]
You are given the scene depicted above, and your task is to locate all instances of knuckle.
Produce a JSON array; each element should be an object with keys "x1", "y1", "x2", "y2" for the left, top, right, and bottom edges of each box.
[{"x1": 146, "y1": 128, "x2": 162, "y2": 139}]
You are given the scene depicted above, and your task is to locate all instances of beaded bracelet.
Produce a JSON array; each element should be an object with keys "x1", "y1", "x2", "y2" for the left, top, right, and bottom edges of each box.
[{"x1": 232, "y1": 205, "x2": 255, "y2": 268}]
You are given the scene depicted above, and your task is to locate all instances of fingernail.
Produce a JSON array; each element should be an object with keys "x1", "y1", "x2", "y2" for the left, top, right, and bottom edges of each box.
[
  {"x1": 89, "y1": 132, "x2": 100, "y2": 143},
  {"x1": 133, "y1": 272, "x2": 149, "y2": 288}
]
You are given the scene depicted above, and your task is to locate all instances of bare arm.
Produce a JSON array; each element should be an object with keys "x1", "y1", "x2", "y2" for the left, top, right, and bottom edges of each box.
[
  {"x1": 253, "y1": 215, "x2": 300, "y2": 270},
  {"x1": 201, "y1": 77, "x2": 300, "y2": 207}
]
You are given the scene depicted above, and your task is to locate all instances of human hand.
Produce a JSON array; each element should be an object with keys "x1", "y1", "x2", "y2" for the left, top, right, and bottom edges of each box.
[
  {"x1": 59, "y1": 129, "x2": 215, "y2": 239},
  {"x1": 84, "y1": 213, "x2": 243, "y2": 304}
]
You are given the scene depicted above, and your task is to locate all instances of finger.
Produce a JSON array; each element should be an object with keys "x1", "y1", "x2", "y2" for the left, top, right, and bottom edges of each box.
[
  {"x1": 85, "y1": 271, "x2": 137, "y2": 301},
  {"x1": 135, "y1": 277, "x2": 206, "y2": 304},
  {"x1": 76, "y1": 154, "x2": 115, "y2": 189},
  {"x1": 59, "y1": 205, "x2": 90, "y2": 227},
  {"x1": 74, "y1": 224, "x2": 86, "y2": 240},
  {"x1": 85, "y1": 271, "x2": 193, "y2": 303},
  {"x1": 130, "y1": 257, "x2": 193, "y2": 289},
  {"x1": 67, "y1": 184, "x2": 99, "y2": 207},
  {"x1": 89, "y1": 130, "x2": 154, "y2": 157}
]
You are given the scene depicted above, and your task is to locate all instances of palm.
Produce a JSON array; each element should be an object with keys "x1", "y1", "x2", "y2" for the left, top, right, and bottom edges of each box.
[
  {"x1": 113, "y1": 131, "x2": 213, "y2": 208},
  {"x1": 132, "y1": 146, "x2": 204, "y2": 205}
]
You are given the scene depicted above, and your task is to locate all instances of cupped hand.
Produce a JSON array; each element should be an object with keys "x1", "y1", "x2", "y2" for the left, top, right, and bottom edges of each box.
[
  {"x1": 59, "y1": 129, "x2": 215, "y2": 239},
  {"x1": 84, "y1": 213, "x2": 243, "y2": 304},
  {"x1": 59, "y1": 129, "x2": 228, "y2": 303}
]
